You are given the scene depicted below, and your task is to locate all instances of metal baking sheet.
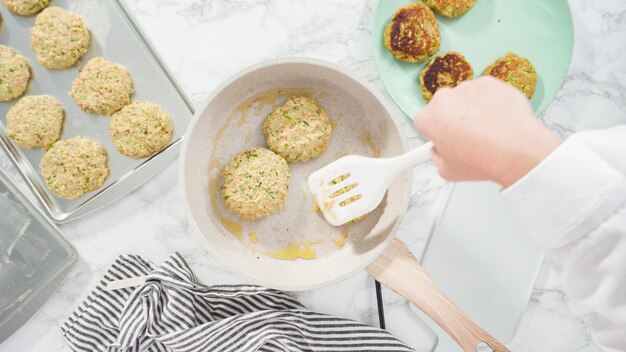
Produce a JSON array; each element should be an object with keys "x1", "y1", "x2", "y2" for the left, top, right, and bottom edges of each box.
[
  {"x1": 0, "y1": 0, "x2": 195, "y2": 222},
  {"x1": 0, "y1": 168, "x2": 76, "y2": 343}
]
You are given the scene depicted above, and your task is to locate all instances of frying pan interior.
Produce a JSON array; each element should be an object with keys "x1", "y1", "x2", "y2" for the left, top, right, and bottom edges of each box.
[{"x1": 180, "y1": 58, "x2": 411, "y2": 291}]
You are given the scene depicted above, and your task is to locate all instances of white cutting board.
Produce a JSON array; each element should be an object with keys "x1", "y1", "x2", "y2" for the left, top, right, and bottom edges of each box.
[{"x1": 413, "y1": 181, "x2": 544, "y2": 350}]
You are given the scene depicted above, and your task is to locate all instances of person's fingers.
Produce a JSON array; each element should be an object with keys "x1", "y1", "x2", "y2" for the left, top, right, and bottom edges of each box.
[
  {"x1": 477, "y1": 75, "x2": 512, "y2": 90},
  {"x1": 476, "y1": 76, "x2": 531, "y2": 108},
  {"x1": 414, "y1": 88, "x2": 452, "y2": 137},
  {"x1": 430, "y1": 147, "x2": 452, "y2": 180},
  {"x1": 413, "y1": 104, "x2": 436, "y2": 139},
  {"x1": 431, "y1": 86, "x2": 453, "y2": 102},
  {"x1": 431, "y1": 146, "x2": 442, "y2": 161}
]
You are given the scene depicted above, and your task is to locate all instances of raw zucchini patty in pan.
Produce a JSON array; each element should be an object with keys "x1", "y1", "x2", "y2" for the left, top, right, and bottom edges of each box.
[
  {"x1": 221, "y1": 147, "x2": 291, "y2": 221},
  {"x1": 263, "y1": 96, "x2": 332, "y2": 163}
]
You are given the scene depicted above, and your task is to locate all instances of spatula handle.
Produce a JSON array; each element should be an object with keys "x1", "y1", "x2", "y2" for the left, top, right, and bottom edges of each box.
[
  {"x1": 384, "y1": 141, "x2": 433, "y2": 172},
  {"x1": 366, "y1": 238, "x2": 509, "y2": 352}
]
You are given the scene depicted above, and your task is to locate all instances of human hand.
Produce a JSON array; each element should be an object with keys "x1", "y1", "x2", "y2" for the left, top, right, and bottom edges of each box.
[{"x1": 413, "y1": 76, "x2": 562, "y2": 188}]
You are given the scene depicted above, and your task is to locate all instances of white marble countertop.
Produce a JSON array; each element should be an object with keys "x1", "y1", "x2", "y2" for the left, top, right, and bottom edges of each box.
[{"x1": 2, "y1": 0, "x2": 625, "y2": 351}]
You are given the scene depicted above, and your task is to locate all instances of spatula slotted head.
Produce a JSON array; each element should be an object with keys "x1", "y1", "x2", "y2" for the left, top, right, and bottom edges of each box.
[{"x1": 308, "y1": 154, "x2": 390, "y2": 227}]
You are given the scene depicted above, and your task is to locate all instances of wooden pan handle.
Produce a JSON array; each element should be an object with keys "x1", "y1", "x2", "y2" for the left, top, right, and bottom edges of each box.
[{"x1": 366, "y1": 238, "x2": 509, "y2": 352}]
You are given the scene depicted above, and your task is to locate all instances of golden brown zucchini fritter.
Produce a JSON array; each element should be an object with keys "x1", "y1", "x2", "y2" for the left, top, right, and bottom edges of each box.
[
  {"x1": 419, "y1": 51, "x2": 473, "y2": 102},
  {"x1": 422, "y1": 0, "x2": 477, "y2": 18},
  {"x1": 483, "y1": 52, "x2": 537, "y2": 99},
  {"x1": 384, "y1": 3, "x2": 440, "y2": 63}
]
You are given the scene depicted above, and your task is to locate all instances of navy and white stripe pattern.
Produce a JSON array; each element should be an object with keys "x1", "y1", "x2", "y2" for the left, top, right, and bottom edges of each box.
[{"x1": 61, "y1": 253, "x2": 413, "y2": 352}]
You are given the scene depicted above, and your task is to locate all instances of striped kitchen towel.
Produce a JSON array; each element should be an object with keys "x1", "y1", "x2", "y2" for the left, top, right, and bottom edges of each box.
[{"x1": 61, "y1": 253, "x2": 413, "y2": 352}]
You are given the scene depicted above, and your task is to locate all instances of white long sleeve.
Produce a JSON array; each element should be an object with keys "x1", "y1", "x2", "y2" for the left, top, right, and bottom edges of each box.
[{"x1": 501, "y1": 126, "x2": 626, "y2": 352}]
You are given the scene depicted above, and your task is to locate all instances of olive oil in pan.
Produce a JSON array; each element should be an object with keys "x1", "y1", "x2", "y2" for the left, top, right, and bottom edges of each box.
[
  {"x1": 361, "y1": 132, "x2": 381, "y2": 157},
  {"x1": 244, "y1": 128, "x2": 253, "y2": 144},
  {"x1": 234, "y1": 87, "x2": 316, "y2": 127},
  {"x1": 208, "y1": 180, "x2": 243, "y2": 239},
  {"x1": 248, "y1": 232, "x2": 258, "y2": 243},
  {"x1": 210, "y1": 172, "x2": 324, "y2": 259},
  {"x1": 333, "y1": 227, "x2": 350, "y2": 249},
  {"x1": 207, "y1": 105, "x2": 243, "y2": 240},
  {"x1": 209, "y1": 178, "x2": 324, "y2": 260},
  {"x1": 261, "y1": 240, "x2": 323, "y2": 260}
]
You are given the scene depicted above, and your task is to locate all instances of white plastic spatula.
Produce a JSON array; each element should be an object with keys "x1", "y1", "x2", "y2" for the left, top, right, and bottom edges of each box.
[{"x1": 308, "y1": 141, "x2": 433, "y2": 226}]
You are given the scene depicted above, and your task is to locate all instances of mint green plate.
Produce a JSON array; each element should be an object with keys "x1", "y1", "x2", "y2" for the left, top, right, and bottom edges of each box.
[{"x1": 373, "y1": 0, "x2": 574, "y2": 118}]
